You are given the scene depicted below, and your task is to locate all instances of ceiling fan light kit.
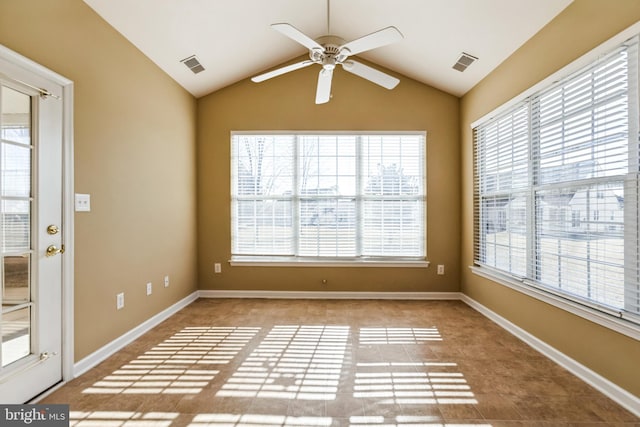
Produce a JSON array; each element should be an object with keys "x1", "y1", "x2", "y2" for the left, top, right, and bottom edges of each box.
[{"x1": 251, "y1": 21, "x2": 403, "y2": 104}]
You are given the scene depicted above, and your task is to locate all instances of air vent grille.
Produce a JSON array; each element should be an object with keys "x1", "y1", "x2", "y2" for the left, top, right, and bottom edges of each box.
[
  {"x1": 180, "y1": 55, "x2": 205, "y2": 74},
  {"x1": 453, "y1": 52, "x2": 478, "y2": 72}
]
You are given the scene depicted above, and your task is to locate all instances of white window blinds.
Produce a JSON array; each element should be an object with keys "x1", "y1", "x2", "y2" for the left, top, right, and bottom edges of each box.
[
  {"x1": 474, "y1": 104, "x2": 529, "y2": 277},
  {"x1": 474, "y1": 36, "x2": 640, "y2": 324},
  {"x1": 232, "y1": 133, "x2": 426, "y2": 261},
  {"x1": 232, "y1": 135, "x2": 295, "y2": 256}
]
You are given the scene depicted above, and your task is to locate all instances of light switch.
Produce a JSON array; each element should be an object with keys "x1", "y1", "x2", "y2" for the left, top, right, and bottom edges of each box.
[{"x1": 75, "y1": 193, "x2": 91, "y2": 212}]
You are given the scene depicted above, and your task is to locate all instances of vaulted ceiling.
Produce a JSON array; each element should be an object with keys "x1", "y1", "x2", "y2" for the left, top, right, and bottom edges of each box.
[{"x1": 83, "y1": 0, "x2": 573, "y2": 98}]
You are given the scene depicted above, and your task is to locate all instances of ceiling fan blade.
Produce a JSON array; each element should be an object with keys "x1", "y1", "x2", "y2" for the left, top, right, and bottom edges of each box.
[
  {"x1": 251, "y1": 60, "x2": 315, "y2": 83},
  {"x1": 315, "y1": 69, "x2": 333, "y2": 104},
  {"x1": 341, "y1": 60, "x2": 399, "y2": 89},
  {"x1": 339, "y1": 26, "x2": 403, "y2": 57},
  {"x1": 271, "y1": 23, "x2": 323, "y2": 51}
]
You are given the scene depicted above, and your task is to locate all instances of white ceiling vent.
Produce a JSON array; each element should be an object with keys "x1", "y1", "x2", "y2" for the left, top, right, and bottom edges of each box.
[
  {"x1": 180, "y1": 55, "x2": 205, "y2": 74},
  {"x1": 453, "y1": 52, "x2": 478, "y2": 72}
]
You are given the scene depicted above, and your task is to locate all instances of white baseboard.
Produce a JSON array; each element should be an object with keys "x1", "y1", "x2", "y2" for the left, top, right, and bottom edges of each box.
[
  {"x1": 198, "y1": 290, "x2": 462, "y2": 300},
  {"x1": 73, "y1": 291, "x2": 199, "y2": 377},
  {"x1": 460, "y1": 294, "x2": 640, "y2": 418}
]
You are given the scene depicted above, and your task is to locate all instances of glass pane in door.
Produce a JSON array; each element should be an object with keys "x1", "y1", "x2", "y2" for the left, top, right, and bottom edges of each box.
[
  {"x1": 1, "y1": 87, "x2": 30, "y2": 143},
  {"x1": 2, "y1": 306, "x2": 30, "y2": 366},
  {"x1": 3, "y1": 256, "x2": 29, "y2": 303},
  {"x1": 0, "y1": 85, "x2": 32, "y2": 368},
  {"x1": 2, "y1": 143, "x2": 31, "y2": 197}
]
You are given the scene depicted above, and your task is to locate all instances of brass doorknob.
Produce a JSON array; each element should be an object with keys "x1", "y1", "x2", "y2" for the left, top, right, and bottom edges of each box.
[{"x1": 46, "y1": 245, "x2": 65, "y2": 257}]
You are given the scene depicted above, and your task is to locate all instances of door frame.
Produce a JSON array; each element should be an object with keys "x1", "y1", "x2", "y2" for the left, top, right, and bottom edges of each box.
[{"x1": 0, "y1": 44, "x2": 75, "y2": 389}]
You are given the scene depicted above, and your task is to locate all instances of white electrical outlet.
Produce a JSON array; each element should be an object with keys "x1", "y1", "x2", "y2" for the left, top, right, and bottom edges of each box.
[
  {"x1": 437, "y1": 265, "x2": 445, "y2": 275},
  {"x1": 75, "y1": 193, "x2": 91, "y2": 212},
  {"x1": 214, "y1": 263, "x2": 221, "y2": 273},
  {"x1": 164, "y1": 275, "x2": 170, "y2": 287},
  {"x1": 116, "y1": 293, "x2": 124, "y2": 310},
  {"x1": 146, "y1": 282, "x2": 152, "y2": 295}
]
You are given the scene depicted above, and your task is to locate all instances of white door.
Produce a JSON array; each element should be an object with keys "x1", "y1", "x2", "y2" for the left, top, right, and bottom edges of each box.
[{"x1": 0, "y1": 59, "x2": 64, "y2": 402}]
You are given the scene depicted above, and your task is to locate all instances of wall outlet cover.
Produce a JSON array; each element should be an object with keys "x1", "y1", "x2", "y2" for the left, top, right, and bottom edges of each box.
[
  {"x1": 75, "y1": 193, "x2": 91, "y2": 212},
  {"x1": 116, "y1": 293, "x2": 124, "y2": 310}
]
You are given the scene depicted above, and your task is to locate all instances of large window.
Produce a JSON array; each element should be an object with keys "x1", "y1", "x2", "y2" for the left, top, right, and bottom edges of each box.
[
  {"x1": 474, "y1": 36, "x2": 640, "y2": 326},
  {"x1": 231, "y1": 133, "x2": 426, "y2": 263}
]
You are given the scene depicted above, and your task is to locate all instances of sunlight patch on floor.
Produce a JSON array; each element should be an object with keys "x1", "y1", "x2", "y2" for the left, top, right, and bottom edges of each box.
[
  {"x1": 349, "y1": 415, "x2": 492, "y2": 426},
  {"x1": 359, "y1": 327, "x2": 442, "y2": 344},
  {"x1": 354, "y1": 361, "x2": 477, "y2": 405},
  {"x1": 217, "y1": 325, "x2": 349, "y2": 400},
  {"x1": 82, "y1": 326, "x2": 259, "y2": 395},
  {"x1": 70, "y1": 410, "x2": 179, "y2": 426},
  {"x1": 189, "y1": 413, "x2": 333, "y2": 426}
]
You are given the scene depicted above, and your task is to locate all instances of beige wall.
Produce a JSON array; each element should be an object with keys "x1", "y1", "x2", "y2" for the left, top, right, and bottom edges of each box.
[
  {"x1": 197, "y1": 59, "x2": 460, "y2": 293},
  {"x1": 0, "y1": 0, "x2": 198, "y2": 361},
  {"x1": 460, "y1": 0, "x2": 640, "y2": 397}
]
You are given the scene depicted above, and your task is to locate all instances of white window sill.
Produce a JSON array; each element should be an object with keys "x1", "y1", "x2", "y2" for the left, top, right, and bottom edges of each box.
[
  {"x1": 230, "y1": 257, "x2": 430, "y2": 268},
  {"x1": 470, "y1": 265, "x2": 640, "y2": 341}
]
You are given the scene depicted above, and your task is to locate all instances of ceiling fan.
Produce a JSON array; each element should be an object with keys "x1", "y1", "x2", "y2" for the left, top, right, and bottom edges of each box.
[{"x1": 251, "y1": 2, "x2": 404, "y2": 104}]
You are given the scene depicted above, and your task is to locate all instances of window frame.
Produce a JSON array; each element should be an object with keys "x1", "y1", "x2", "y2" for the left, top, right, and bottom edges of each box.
[
  {"x1": 471, "y1": 25, "x2": 640, "y2": 340},
  {"x1": 230, "y1": 131, "x2": 429, "y2": 268}
]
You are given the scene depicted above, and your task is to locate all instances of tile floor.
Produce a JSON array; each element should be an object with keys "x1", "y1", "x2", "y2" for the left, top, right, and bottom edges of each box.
[{"x1": 41, "y1": 298, "x2": 639, "y2": 426}]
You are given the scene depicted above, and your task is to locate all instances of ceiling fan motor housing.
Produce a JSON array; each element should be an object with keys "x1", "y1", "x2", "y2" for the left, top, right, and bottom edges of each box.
[{"x1": 310, "y1": 35, "x2": 349, "y2": 65}]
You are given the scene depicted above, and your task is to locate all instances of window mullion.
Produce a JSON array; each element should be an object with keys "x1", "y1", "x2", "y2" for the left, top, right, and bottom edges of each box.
[
  {"x1": 528, "y1": 98, "x2": 538, "y2": 282},
  {"x1": 421, "y1": 134, "x2": 427, "y2": 257},
  {"x1": 356, "y1": 135, "x2": 363, "y2": 257},
  {"x1": 293, "y1": 135, "x2": 300, "y2": 257}
]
